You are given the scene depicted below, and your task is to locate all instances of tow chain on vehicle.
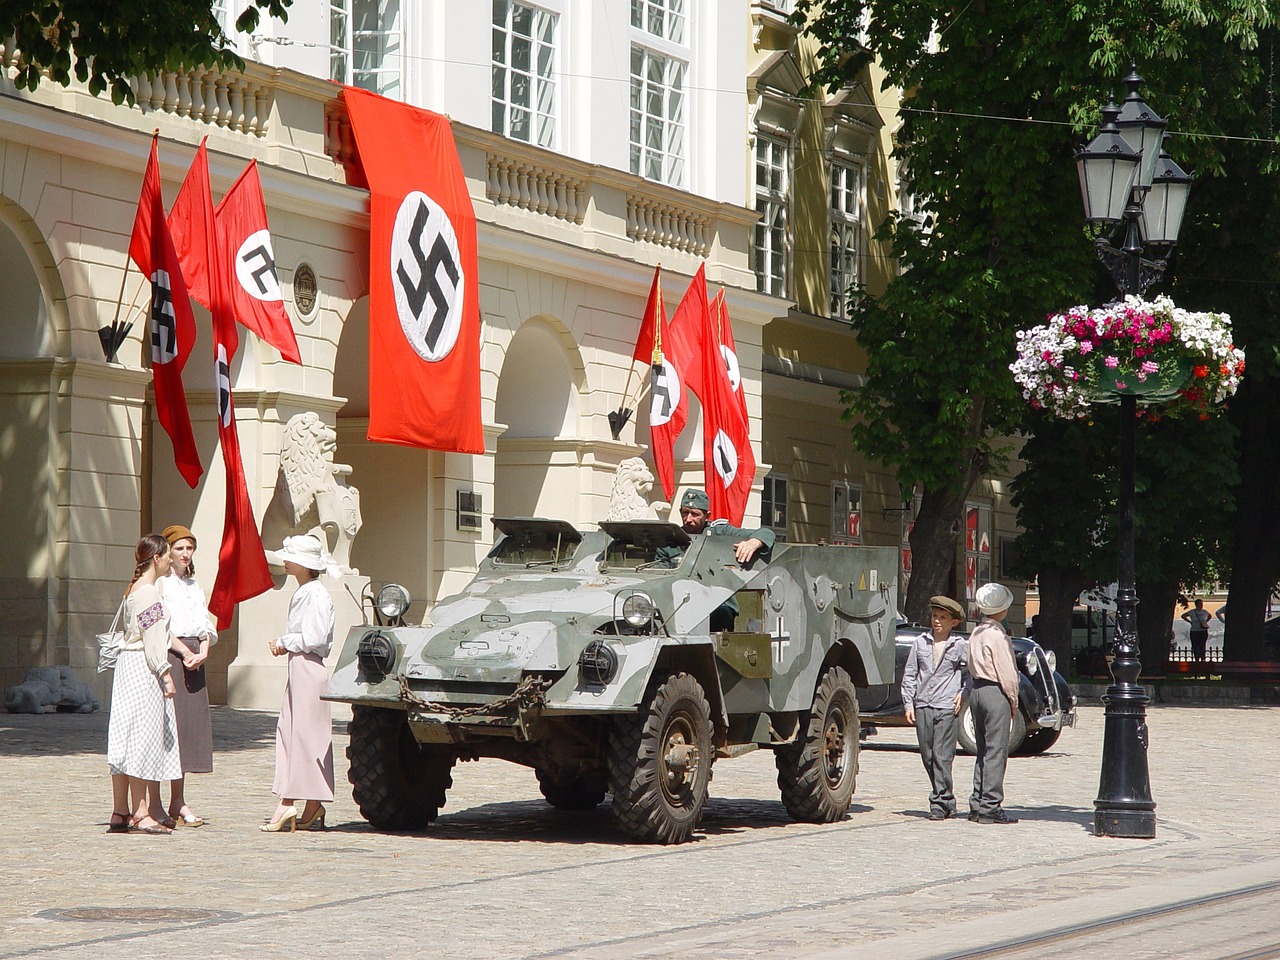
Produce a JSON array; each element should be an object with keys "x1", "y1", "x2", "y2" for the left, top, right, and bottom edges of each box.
[{"x1": 396, "y1": 673, "x2": 552, "y2": 719}]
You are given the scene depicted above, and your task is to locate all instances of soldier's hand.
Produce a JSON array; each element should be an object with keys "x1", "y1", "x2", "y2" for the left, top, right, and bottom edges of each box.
[{"x1": 734, "y1": 538, "x2": 764, "y2": 563}]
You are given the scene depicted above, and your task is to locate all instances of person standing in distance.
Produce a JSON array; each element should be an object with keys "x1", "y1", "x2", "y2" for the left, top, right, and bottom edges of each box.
[
  {"x1": 967, "y1": 582, "x2": 1019, "y2": 825},
  {"x1": 901, "y1": 596, "x2": 968, "y2": 821},
  {"x1": 1181, "y1": 599, "x2": 1212, "y2": 663},
  {"x1": 261, "y1": 535, "x2": 336, "y2": 833}
]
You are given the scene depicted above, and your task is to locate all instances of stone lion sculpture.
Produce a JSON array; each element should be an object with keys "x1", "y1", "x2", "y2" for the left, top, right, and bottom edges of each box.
[
  {"x1": 604, "y1": 457, "x2": 670, "y2": 521},
  {"x1": 5, "y1": 665, "x2": 99, "y2": 714},
  {"x1": 261, "y1": 411, "x2": 362, "y2": 575}
]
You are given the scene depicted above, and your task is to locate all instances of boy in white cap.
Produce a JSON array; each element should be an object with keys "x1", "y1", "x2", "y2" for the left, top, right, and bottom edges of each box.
[{"x1": 967, "y1": 582, "x2": 1019, "y2": 824}]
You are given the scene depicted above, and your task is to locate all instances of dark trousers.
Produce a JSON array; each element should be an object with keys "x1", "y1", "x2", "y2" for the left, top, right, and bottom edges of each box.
[
  {"x1": 1190, "y1": 629, "x2": 1209, "y2": 661},
  {"x1": 915, "y1": 706, "x2": 959, "y2": 814},
  {"x1": 969, "y1": 683, "x2": 1011, "y2": 816}
]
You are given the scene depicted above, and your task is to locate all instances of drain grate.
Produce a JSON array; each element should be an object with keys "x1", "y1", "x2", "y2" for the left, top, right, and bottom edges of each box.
[{"x1": 39, "y1": 907, "x2": 235, "y2": 924}]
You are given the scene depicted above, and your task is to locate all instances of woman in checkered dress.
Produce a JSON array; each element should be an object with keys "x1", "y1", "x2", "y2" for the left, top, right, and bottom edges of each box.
[{"x1": 106, "y1": 534, "x2": 182, "y2": 835}]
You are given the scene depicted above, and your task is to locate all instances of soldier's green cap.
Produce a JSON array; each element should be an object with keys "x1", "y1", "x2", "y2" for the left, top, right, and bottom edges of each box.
[{"x1": 680, "y1": 489, "x2": 710, "y2": 511}]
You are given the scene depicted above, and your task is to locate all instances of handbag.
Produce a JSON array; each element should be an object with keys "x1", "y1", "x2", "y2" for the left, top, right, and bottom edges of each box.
[{"x1": 96, "y1": 598, "x2": 127, "y2": 673}]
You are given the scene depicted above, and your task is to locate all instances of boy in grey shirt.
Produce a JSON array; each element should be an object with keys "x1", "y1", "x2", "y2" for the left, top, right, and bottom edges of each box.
[{"x1": 902, "y1": 596, "x2": 969, "y2": 820}]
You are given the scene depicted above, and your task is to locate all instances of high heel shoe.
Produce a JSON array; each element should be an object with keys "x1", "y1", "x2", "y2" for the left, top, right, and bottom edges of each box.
[
  {"x1": 297, "y1": 805, "x2": 326, "y2": 831},
  {"x1": 259, "y1": 807, "x2": 297, "y2": 833}
]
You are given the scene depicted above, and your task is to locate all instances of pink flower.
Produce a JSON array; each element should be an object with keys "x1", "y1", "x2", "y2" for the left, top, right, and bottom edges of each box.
[
  {"x1": 1078, "y1": 340, "x2": 1094, "y2": 354},
  {"x1": 1114, "y1": 379, "x2": 1128, "y2": 390},
  {"x1": 1140, "y1": 360, "x2": 1159, "y2": 374},
  {"x1": 1105, "y1": 356, "x2": 1119, "y2": 368}
]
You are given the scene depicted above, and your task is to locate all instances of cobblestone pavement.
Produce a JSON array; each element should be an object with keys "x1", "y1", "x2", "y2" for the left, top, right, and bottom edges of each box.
[{"x1": 1, "y1": 702, "x2": 1277, "y2": 960}]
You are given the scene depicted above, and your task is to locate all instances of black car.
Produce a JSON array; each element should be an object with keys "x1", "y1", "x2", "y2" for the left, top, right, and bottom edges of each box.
[{"x1": 858, "y1": 623, "x2": 1077, "y2": 756}]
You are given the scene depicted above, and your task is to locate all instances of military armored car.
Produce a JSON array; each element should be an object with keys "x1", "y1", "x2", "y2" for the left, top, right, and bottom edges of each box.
[{"x1": 326, "y1": 517, "x2": 898, "y2": 844}]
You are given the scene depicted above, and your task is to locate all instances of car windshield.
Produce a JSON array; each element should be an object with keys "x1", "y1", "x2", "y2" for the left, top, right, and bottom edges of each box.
[
  {"x1": 598, "y1": 520, "x2": 691, "y2": 572},
  {"x1": 489, "y1": 518, "x2": 583, "y2": 567}
]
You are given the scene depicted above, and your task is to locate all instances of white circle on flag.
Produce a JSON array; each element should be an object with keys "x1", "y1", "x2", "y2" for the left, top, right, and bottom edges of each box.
[
  {"x1": 234, "y1": 229, "x2": 283, "y2": 302},
  {"x1": 720, "y1": 344, "x2": 741, "y2": 393},
  {"x1": 650, "y1": 361, "x2": 682, "y2": 427},
  {"x1": 712, "y1": 429, "x2": 739, "y2": 486},
  {"x1": 391, "y1": 191, "x2": 465, "y2": 363}
]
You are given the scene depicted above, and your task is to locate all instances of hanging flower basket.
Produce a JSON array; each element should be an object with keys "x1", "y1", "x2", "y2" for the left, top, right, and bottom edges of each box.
[{"x1": 1010, "y1": 295, "x2": 1245, "y2": 419}]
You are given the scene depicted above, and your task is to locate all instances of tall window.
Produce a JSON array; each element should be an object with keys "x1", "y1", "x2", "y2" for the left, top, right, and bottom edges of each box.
[
  {"x1": 831, "y1": 481, "x2": 862, "y2": 544},
  {"x1": 330, "y1": 0, "x2": 402, "y2": 98},
  {"x1": 754, "y1": 134, "x2": 789, "y2": 296},
  {"x1": 629, "y1": 47, "x2": 687, "y2": 186},
  {"x1": 762, "y1": 473, "x2": 788, "y2": 541},
  {"x1": 492, "y1": 0, "x2": 558, "y2": 149},
  {"x1": 964, "y1": 502, "x2": 993, "y2": 620},
  {"x1": 830, "y1": 158, "x2": 864, "y2": 320},
  {"x1": 631, "y1": 0, "x2": 685, "y2": 42}
]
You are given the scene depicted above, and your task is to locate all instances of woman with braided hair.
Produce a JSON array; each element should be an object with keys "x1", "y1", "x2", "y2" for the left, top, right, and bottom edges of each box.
[{"x1": 106, "y1": 534, "x2": 182, "y2": 835}]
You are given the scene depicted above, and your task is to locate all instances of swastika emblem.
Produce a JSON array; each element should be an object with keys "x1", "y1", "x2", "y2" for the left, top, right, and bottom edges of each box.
[
  {"x1": 149, "y1": 269, "x2": 179, "y2": 365},
  {"x1": 649, "y1": 360, "x2": 682, "y2": 427},
  {"x1": 391, "y1": 191, "x2": 465, "y2": 363},
  {"x1": 215, "y1": 344, "x2": 232, "y2": 428},
  {"x1": 712, "y1": 429, "x2": 738, "y2": 486},
  {"x1": 234, "y1": 229, "x2": 283, "y2": 302},
  {"x1": 720, "y1": 344, "x2": 741, "y2": 393}
]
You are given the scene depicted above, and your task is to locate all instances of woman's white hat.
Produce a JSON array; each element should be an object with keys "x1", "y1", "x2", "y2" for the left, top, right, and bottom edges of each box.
[
  {"x1": 975, "y1": 582, "x2": 1014, "y2": 616},
  {"x1": 276, "y1": 534, "x2": 330, "y2": 572}
]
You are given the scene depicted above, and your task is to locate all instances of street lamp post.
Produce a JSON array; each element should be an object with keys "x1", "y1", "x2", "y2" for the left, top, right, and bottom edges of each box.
[{"x1": 1075, "y1": 68, "x2": 1193, "y2": 840}]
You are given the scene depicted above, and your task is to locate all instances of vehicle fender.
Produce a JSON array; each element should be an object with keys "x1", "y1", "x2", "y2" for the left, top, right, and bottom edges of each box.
[
  {"x1": 822, "y1": 638, "x2": 870, "y2": 689},
  {"x1": 645, "y1": 639, "x2": 727, "y2": 737},
  {"x1": 1016, "y1": 673, "x2": 1044, "y2": 720}
]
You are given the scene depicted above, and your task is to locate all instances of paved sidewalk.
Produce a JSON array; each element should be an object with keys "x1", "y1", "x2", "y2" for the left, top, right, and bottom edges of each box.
[{"x1": 1, "y1": 701, "x2": 1277, "y2": 959}]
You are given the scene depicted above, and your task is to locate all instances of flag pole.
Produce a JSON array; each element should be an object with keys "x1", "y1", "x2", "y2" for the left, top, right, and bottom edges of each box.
[{"x1": 99, "y1": 248, "x2": 138, "y2": 364}]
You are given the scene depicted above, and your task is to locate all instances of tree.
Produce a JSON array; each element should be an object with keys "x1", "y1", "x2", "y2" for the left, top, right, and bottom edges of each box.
[
  {"x1": 795, "y1": 0, "x2": 1274, "y2": 624},
  {"x1": 0, "y1": 1, "x2": 292, "y2": 103}
]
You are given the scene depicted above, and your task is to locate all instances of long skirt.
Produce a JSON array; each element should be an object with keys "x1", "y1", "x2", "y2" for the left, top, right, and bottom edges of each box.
[
  {"x1": 107, "y1": 649, "x2": 182, "y2": 782},
  {"x1": 272, "y1": 651, "x2": 334, "y2": 802},
  {"x1": 168, "y1": 640, "x2": 214, "y2": 774}
]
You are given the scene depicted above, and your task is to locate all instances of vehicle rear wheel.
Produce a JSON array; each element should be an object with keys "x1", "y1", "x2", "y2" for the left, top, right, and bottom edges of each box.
[
  {"x1": 1014, "y1": 726, "x2": 1061, "y2": 756},
  {"x1": 347, "y1": 705, "x2": 456, "y2": 830},
  {"x1": 608, "y1": 672, "x2": 713, "y2": 844},
  {"x1": 957, "y1": 700, "x2": 1028, "y2": 756},
  {"x1": 535, "y1": 768, "x2": 609, "y2": 810},
  {"x1": 775, "y1": 665, "x2": 860, "y2": 823}
]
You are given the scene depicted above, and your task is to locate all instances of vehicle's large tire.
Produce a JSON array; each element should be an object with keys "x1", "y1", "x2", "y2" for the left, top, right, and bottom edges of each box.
[
  {"x1": 608, "y1": 672, "x2": 713, "y2": 844},
  {"x1": 535, "y1": 768, "x2": 609, "y2": 810},
  {"x1": 347, "y1": 705, "x2": 455, "y2": 830},
  {"x1": 1014, "y1": 726, "x2": 1061, "y2": 756},
  {"x1": 957, "y1": 700, "x2": 1028, "y2": 757},
  {"x1": 775, "y1": 666, "x2": 860, "y2": 823}
]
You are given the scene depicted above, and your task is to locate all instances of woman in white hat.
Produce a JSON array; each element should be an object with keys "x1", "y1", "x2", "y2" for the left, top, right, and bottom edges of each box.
[{"x1": 261, "y1": 534, "x2": 336, "y2": 832}]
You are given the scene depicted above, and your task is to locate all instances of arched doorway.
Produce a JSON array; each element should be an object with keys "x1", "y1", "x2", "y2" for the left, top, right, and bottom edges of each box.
[{"x1": 494, "y1": 318, "x2": 583, "y2": 522}]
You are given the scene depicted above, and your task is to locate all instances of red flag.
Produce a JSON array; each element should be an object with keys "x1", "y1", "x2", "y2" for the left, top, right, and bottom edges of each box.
[
  {"x1": 343, "y1": 87, "x2": 484, "y2": 454},
  {"x1": 711, "y1": 289, "x2": 749, "y2": 421},
  {"x1": 168, "y1": 139, "x2": 217, "y2": 313},
  {"x1": 632, "y1": 265, "x2": 664, "y2": 365},
  {"x1": 129, "y1": 134, "x2": 203, "y2": 488},
  {"x1": 206, "y1": 233, "x2": 273, "y2": 630},
  {"x1": 215, "y1": 161, "x2": 302, "y2": 363},
  {"x1": 700, "y1": 292, "x2": 755, "y2": 525},
  {"x1": 668, "y1": 263, "x2": 709, "y2": 402}
]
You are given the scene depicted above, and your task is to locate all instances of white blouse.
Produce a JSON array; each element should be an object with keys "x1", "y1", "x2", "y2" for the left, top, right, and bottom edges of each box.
[
  {"x1": 160, "y1": 573, "x2": 218, "y2": 642},
  {"x1": 279, "y1": 579, "x2": 336, "y2": 657}
]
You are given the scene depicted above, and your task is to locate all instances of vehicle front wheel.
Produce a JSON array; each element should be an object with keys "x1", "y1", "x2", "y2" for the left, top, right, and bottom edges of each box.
[
  {"x1": 608, "y1": 672, "x2": 713, "y2": 844},
  {"x1": 957, "y1": 699, "x2": 1027, "y2": 757},
  {"x1": 1014, "y1": 726, "x2": 1061, "y2": 756},
  {"x1": 347, "y1": 705, "x2": 456, "y2": 830},
  {"x1": 775, "y1": 665, "x2": 859, "y2": 823},
  {"x1": 535, "y1": 768, "x2": 609, "y2": 810}
]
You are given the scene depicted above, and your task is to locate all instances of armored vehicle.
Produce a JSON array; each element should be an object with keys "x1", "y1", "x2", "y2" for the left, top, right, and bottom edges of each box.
[{"x1": 326, "y1": 517, "x2": 898, "y2": 844}]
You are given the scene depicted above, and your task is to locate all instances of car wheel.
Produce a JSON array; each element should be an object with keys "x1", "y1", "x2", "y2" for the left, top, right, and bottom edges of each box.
[
  {"x1": 775, "y1": 666, "x2": 860, "y2": 823},
  {"x1": 957, "y1": 700, "x2": 1028, "y2": 756},
  {"x1": 608, "y1": 672, "x2": 713, "y2": 844},
  {"x1": 1015, "y1": 726, "x2": 1061, "y2": 756},
  {"x1": 535, "y1": 768, "x2": 609, "y2": 810},
  {"x1": 347, "y1": 705, "x2": 455, "y2": 830}
]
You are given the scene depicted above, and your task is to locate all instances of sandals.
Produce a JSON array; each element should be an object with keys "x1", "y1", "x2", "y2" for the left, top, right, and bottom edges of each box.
[
  {"x1": 172, "y1": 810, "x2": 205, "y2": 828},
  {"x1": 107, "y1": 811, "x2": 132, "y2": 834},
  {"x1": 129, "y1": 815, "x2": 174, "y2": 835}
]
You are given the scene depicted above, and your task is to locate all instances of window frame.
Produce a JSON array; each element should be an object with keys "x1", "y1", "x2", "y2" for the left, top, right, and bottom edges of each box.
[
  {"x1": 830, "y1": 480, "x2": 862, "y2": 545},
  {"x1": 754, "y1": 132, "x2": 791, "y2": 297},
  {"x1": 330, "y1": 0, "x2": 404, "y2": 98},
  {"x1": 829, "y1": 155, "x2": 865, "y2": 321},
  {"x1": 492, "y1": 0, "x2": 560, "y2": 149},
  {"x1": 629, "y1": 43, "x2": 688, "y2": 187},
  {"x1": 963, "y1": 501, "x2": 993, "y2": 621},
  {"x1": 761, "y1": 472, "x2": 789, "y2": 542}
]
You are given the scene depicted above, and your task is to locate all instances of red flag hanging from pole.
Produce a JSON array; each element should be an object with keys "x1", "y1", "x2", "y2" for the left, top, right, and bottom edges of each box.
[
  {"x1": 632, "y1": 264, "x2": 664, "y2": 365},
  {"x1": 168, "y1": 138, "x2": 217, "y2": 313},
  {"x1": 634, "y1": 268, "x2": 686, "y2": 502},
  {"x1": 700, "y1": 291, "x2": 755, "y2": 525},
  {"x1": 128, "y1": 134, "x2": 203, "y2": 489},
  {"x1": 668, "y1": 263, "x2": 709, "y2": 402},
  {"x1": 215, "y1": 161, "x2": 302, "y2": 363},
  {"x1": 711, "y1": 289, "x2": 749, "y2": 422},
  {"x1": 342, "y1": 87, "x2": 485, "y2": 454}
]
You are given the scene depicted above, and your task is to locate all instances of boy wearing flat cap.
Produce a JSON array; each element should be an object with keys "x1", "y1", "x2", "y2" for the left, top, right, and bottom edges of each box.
[{"x1": 901, "y1": 596, "x2": 969, "y2": 820}]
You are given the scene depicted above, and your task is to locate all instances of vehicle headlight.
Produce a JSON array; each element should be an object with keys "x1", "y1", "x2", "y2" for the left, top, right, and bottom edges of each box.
[
  {"x1": 356, "y1": 631, "x2": 398, "y2": 680},
  {"x1": 579, "y1": 640, "x2": 619, "y2": 686},
  {"x1": 377, "y1": 583, "x2": 411, "y2": 620},
  {"x1": 1045, "y1": 649, "x2": 1057, "y2": 673},
  {"x1": 1025, "y1": 652, "x2": 1039, "y2": 676},
  {"x1": 621, "y1": 593, "x2": 655, "y2": 629}
]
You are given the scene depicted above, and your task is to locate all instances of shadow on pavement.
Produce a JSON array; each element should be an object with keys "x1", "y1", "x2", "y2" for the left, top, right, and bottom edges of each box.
[{"x1": 0, "y1": 706, "x2": 285, "y2": 758}]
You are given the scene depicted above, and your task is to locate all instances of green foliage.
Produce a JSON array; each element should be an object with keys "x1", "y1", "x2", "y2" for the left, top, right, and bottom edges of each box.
[{"x1": 0, "y1": 1, "x2": 292, "y2": 104}]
